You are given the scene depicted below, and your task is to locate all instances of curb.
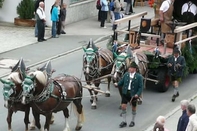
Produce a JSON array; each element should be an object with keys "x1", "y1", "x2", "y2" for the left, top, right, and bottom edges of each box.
[{"x1": 143, "y1": 93, "x2": 197, "y2": 131}]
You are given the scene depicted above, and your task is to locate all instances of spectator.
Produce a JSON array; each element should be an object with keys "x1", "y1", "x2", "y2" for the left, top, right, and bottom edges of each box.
[
  {"x1": 153, "y1": 116, "x2": 170, "y2": 131},
  {"x1": 60, "y1": 3, "x2": 67, "y2": 34},
  {"x1": 34, "y1": 0, "x2": 44, "y2": 37},
  {"x1": 186, "y1": 104, "x2": 197, "y2": 131},
  {"x1": 51, "y1": 1, "x2": 59, "y2": 38},
  {"x1": 109, "y1": 0, "x2": 115, "y2": 25},
  {"x1": 124, "y1": 0, "x2": 131, "y2": 15},
  {"x1": 100, "y1": 0, "x2": 109, "y2": 28},
  {"x1": 177, "y1": 100, "x2": 189, "y2": 131},
  {"x1": 36, "y1": 1, "x2": 46, "y2": 42},
  {"x1": 113, "y1": 0, "x2": 121, "y2": 30}
]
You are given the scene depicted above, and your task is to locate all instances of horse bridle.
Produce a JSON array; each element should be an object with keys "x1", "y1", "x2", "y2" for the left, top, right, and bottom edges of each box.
[{"x1": 83, "y1": 52, "x2": 100, "y2": 77}]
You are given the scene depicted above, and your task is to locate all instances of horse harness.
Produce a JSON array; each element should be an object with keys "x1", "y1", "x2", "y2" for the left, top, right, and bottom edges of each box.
[{"x1": 32, "y1": 74, "x2": 81, "y2": 113}]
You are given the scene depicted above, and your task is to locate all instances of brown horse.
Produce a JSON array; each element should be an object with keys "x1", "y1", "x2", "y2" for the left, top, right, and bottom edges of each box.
[
  {"x1": 0, "y1": 72, "x2": 33, "y2": 131},
  {"x1": 21, "y1": 70, "x2": 84, "y2": 131},
  {"x1": 82, "y1": 46, "x2": 114, "y2": 109}
]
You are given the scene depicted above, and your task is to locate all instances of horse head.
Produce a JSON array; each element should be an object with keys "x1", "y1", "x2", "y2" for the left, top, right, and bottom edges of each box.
[
  {"x1": 0, "y1": 72, "x2": 23, "y2": 108},
  {"x1": 112, "y1": 52, "x2": 130, "y2": 83},
  {"x1": 21, "y1": 70, "x2": 47, "y2": 104},
  {"x1": 83, "y1": 47, "x2": 99, "y2": 75}
]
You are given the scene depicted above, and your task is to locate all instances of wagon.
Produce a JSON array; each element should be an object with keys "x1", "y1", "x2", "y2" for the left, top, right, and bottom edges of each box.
[{"x1": 108, "y1": 10, "x2": 197, "y2": 92}]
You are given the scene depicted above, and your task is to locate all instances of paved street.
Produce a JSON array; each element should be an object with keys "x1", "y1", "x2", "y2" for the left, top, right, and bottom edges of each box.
[{"x1": 0, "y1": 5, "x2": 197, "y2": 131}]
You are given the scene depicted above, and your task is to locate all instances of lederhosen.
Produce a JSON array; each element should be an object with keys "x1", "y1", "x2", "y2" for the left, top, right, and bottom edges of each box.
[
  {"x1": 122, "y1": 92, "x2": 138, "y2": 107},
  {"x1": 161, "y1": 0, "x2": 173, "y2": 33}
]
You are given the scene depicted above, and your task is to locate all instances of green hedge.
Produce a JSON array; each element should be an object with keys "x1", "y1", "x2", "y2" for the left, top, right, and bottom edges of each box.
[{"x1": 17, "y1": 0, "x2": 35, "y2": 19}]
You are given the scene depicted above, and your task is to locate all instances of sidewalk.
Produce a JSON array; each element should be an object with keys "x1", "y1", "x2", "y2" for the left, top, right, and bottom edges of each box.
[{"x1": 0, "y1": 6, "x2": 154, "y2": 54}]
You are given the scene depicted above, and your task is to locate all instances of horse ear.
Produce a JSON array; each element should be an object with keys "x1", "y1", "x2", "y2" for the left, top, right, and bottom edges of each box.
[
  {"x1": 0, "y1": 78, "x2": 6, "y2": 84},
  {"x1": 113, "y1": 52, "x2": 118, "y2": 58},
  {"x1": 82, "y1": 47, "x2": 87, "y2": 52}
]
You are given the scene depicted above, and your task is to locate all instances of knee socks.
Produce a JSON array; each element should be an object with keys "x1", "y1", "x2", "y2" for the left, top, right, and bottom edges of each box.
[
  {"x1": 132, "y1": 110, "x2": 136, "y2": 122},
  {"x1": 121, "y1": 109, "x2": 127, "y2": 122}
]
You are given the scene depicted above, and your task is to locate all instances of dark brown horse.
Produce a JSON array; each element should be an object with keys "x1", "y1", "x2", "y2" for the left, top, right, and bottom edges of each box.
[
  {"x1": 21, "y1": 70, "x2": 84, "y2": 131},
  {"x1": 82, "y1": 45, "x2": 114, "y2": 109},
  {"x1": 0, "y1": 72, "x2": 32, "y2": 131}
]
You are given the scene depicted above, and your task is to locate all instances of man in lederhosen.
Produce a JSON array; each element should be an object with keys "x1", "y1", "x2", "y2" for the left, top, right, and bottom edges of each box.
[
  {"x1": 115, "y1": 61, "x2": 143, "y2": 128},
  {"x1": 159, "y1": 0, "x2": 174, "y2": 40},
  {"x1": 167, "y1": 48, "x2": 186, "y2": 102}
]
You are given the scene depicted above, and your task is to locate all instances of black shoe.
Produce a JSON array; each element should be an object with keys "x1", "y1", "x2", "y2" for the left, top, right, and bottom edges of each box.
[
  {"x1": 42, "y1": 38, "x2": 47, "y2": 41},
  {"x1": 175, "y1": 92, "x2": 179, "y2": 97},
  {"x1": 61, "y1": 31, "x2": 66, "y2": 34},
  {"x1": 119, "y1": 121, "x2": 127, "y2": 128},
  {"x1": 172, "y1": 95, "x2": 176, "y2": 102},
  {"x1": 38, "y1": 39, "x2": 43, "y2": 42},
  {"x1": 129, "y1": 121, "x2": 135, "y2": 127}
]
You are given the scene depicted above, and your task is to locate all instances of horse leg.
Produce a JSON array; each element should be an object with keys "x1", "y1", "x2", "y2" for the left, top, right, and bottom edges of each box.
[
  {"x1": 105, "y1": 76, "x2": 111, "y2": 97},
  {"x1": 91, "y1": 82, "x2": 100, "y2": 109},
  {"x1": 7, "y1": 109, "x2": 13, "y2": 131},
  {"x1": 88, "y1": 89, "x2": 94, "y2": 103},
  {"x1": 73, "y1": 99, "x2": 84, "y2": 130},
  {"x1": 62, "y1": 108, "x2": 70, "y2": 131},
  {"x1": 50, "y1": 113, "x2": 55, "y2": 124},
  {"x1": 32, "y1": 110, "x2": 41, "y2": 130},
  {"x1": 24, "y1": 106, "x2": 30, "y2": 131},
  {"x1": 43, "y1": 113, "x2": 52, "y2": 131}
]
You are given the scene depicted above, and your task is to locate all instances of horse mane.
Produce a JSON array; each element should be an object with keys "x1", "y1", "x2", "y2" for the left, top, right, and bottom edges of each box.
[
  {"x1": 31, "y1": 70, "x2": 47, "y2": 86},
  {"x1": 133, "y1": 52, "x2": 139, "y2": 66},
  {"x1": 8, "y1": 72, "x2": 22, "y2": 84}
]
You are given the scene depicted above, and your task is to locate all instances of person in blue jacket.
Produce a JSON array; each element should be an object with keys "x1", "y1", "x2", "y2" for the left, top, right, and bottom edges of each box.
[
  {"x1": 177, "y1": 100, "x2": 189, "y2": 131},
  {"x1": 51, "y1": 1, "x2": 59, "y2": 38},
  {"x1": 115, "y1": 61, "x2": 143, "y2": 128}
]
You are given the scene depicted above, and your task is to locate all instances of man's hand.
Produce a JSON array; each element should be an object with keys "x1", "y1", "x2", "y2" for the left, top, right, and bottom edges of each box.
[
  {"x1": 168, "y1": 63, "x2": 172, "y2": 67},
  {"x1": 175, "y1": 64, "x2": 181, "y2": 68},
  {"x1": 114, "y1": 83, "x2": 118, "y2": 87},
  {"x1": 160, "y1": 17, "x2": 164, "y2": 22},
  {"x1": 134, "y1": 94, "x2": 138, "y2": 98}
]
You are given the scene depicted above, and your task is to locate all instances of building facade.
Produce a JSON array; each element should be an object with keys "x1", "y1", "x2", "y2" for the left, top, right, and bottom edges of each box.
[{"x1": 0, "y1": 0, "x2": 98, "y2": 26}]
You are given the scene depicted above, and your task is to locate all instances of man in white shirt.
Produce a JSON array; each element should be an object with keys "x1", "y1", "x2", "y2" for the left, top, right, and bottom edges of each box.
[
  {"x1": 186, "y1": 104, "x2": 197, "y2": 131},
  {"x1": 36, "y1": 1, "x2": 46, "y2": 42},
  {"x1": 181, "y1": 1, "x2": 197, "y2": 24}
]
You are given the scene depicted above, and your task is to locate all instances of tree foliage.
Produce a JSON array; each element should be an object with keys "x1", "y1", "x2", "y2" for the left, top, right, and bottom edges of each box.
[
  {"x1": 182, "y1": 40, "x2": 197, "y2": 75},
  {"x1": 17, "y1": 0, "x2": 35, "y2": 19},
  {"x1": 0, "y1": 0, "x2": 4, "y2": 8}
]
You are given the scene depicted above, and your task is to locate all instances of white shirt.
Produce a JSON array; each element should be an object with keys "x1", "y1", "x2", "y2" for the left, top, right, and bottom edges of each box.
[
  {"x1": 186, "y1": 114, "x2": 197, "y2": 131},
  {"x1": 181, "y1": 1, "x2": 197, "y2": 15},
  {"x1": 36, "y1": 7, "x2": 46, "y2": 20},
  {"x1": 160, "y1": 0, "x2": 172, "y2": 13},
  {"x1": 128, "y1": 72, "x2": 135, "y2": 90}
]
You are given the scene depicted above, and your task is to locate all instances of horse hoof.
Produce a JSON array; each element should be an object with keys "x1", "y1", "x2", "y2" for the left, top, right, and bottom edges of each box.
[
  {"x1": 29, "y1": 125, "x2": 36, "y2": 130},
  {"x1": 50, "y1": 120, "x2": 54, "y2": 124},
  {"x1": 105, "y1": 93, "x2": 110, "y2": 97},
  {"x1": 91, "y1": 105, "x2": 97, "y2": 109},
  {"x1": 75, "y1": 126, "x2": 82, "y2": 131}
]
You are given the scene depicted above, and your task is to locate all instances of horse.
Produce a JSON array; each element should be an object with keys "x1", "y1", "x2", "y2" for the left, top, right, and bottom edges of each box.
[
  {"x1": 21, "y1": 70, "x2": 84, "y2": 131},
  {"x1": 82, "y1": 43, "x2": 114, "y2": 109},
  {"x1": 0, "y1": 72, "x2": 33, "y2": 131}
]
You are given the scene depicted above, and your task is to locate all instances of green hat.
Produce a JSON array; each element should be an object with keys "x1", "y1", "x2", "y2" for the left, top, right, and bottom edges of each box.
[
  {"x1": 129, "y1": 61, "x2": 138, "y2": 68},
  {"x1": 173, "y1": 48, "x2": 180, "y2": 54}
]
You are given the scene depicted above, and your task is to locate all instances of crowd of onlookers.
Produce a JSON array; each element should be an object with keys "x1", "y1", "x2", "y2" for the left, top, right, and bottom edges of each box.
[
  {"x1": 34, "y1": 0, "x2": 67, "y2": 42},
  {"x1": 96, "y1": 0, "x2": 136, "y2": 29},
  {"x1": 153, "y1": 100, "x2": 197, "y2": 131}
]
